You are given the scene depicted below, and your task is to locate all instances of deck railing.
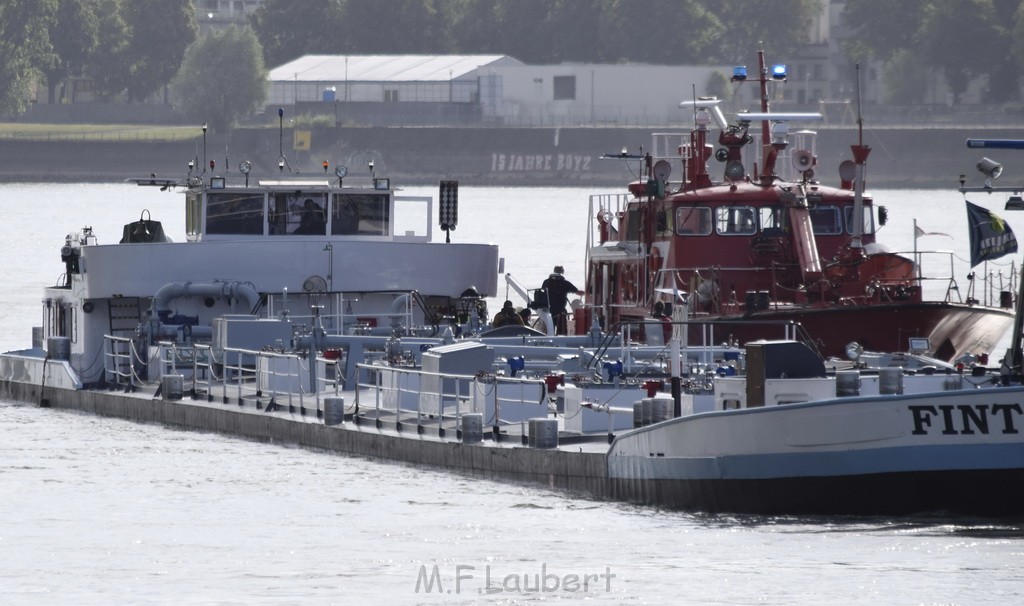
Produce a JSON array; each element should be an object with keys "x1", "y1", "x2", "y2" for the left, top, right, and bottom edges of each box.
[
  {"x1": 353, "y1": 363, "x2": 547, "y2": 442},
  {"x1": 102, "y1": 336, "x2": 344, "y2": 414}
]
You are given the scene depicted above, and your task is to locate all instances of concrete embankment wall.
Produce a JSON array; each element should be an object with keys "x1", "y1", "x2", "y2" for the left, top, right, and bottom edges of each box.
[
  {"x1": 2, "y1": 126, "x2": 1021, "y2": 187},
  {"x1": 0, "y1": 379, "x2": 611, "y2": 499}
]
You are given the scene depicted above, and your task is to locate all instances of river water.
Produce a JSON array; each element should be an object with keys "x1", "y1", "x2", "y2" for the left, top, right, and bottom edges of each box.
[{"x1": 1, "y1": 183, "x2": 1023, "y2": 604}]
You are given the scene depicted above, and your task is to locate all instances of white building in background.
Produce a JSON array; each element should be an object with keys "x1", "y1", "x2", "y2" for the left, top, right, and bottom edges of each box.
[
  {"x1": 490, "y1": 63, "x2": 734, "y2": 125},
  {"x1": 268, "y1": 54, "x2": 743, "y2": 126},
  {"x1": 267, "y1": 55, "x2": 521, "y2": 106}
]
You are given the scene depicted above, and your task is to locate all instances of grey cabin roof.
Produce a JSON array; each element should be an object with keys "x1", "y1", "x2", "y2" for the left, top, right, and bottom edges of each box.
[{"x1": 268, "y1": 55, "x2": 517, "y2": 83}]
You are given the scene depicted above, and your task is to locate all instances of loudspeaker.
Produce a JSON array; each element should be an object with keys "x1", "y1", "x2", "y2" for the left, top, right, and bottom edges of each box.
[{"x1": 791, "y1": 149, "x2": 815, "y2": 173}]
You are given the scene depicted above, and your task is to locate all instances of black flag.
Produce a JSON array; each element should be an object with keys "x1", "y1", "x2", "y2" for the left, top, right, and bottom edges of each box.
[{"x1": 966, "y1": 201, "x2": 1018, "y2": 266}]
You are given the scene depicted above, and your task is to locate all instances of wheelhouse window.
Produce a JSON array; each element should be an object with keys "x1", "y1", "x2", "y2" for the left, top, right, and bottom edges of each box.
[
  {"x1": 655, "y1": 206, "x2": 674, "y2": 236},
  {"x1": 270, "y1": 192, "x2": 327, "y2": 235},
  {"x1": 331, "y1": 193, "x2": 390, "y2": 236},
  {"x1": 759, "y1": 206, "x2": 789, "y2": 235},
  {"x1": 844, "y1": 205, "x2": 875, "y2": 235},
  {"x1": 716, "y1": 206, "x2": 756, "y2": 235},
  {"x1": 675, "y1": 207, "x2": 712, "y2": 235},
  {"x1": 809, "y1": 206, "x2": 842, "y2": 235},
  {"x1": 205, "y1": 192, "x2": 265, "y2": 235}
]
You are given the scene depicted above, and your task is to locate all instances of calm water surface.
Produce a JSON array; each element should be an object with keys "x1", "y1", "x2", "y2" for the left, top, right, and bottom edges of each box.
[{"x1": 1, "y1": 183, "x2": 1023, "y2": 604}]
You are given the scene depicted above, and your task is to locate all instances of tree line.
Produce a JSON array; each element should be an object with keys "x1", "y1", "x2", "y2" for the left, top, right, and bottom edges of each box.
[
  {"x1": 1, "y1": 0, "x2": 1022, "y2": 125},
  {"x1": 843, "y1": 0, "x2": 1024, "y2": 103}
]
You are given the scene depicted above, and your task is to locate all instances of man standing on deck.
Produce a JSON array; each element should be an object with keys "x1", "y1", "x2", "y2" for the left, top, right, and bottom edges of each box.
[{"x1": 541, "y1": 266, "x2": 583, "y2": 335}]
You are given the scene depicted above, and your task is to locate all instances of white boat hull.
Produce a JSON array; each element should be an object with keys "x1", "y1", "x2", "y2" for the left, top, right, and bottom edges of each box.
[{"x1": 608, "y1": 386, "x2": 1024, "y2": 514}]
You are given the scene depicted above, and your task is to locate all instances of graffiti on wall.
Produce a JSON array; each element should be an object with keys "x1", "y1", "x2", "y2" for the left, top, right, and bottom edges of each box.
[{"x1": 491, "y1": 153, "x2": 591, "y2": 173}]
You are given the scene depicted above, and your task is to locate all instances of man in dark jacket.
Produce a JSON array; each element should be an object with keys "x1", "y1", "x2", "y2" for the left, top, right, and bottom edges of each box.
[
  {"x1": 541, "y1": 266, "x2": 582, "y2": 335},
  {"x1": 492, "y1": 300, "x2": 525, "y2": 328}
]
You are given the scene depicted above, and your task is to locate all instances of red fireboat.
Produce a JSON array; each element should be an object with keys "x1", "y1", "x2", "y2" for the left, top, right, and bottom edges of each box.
[{"x1": 581, "y1": 51, "x2": 1014, "y2": 362}]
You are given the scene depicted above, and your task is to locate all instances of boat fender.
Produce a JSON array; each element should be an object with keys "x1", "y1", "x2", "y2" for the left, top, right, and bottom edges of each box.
[
  {"x1": 507, "y1": 356, "x2": 525, "y2": 377},
  {"x1": 647, "y1": 247, "x2": 663, "y2": 281},
  {"x1": 603, "y1": 360, "x2": 623, "y2": 381}
]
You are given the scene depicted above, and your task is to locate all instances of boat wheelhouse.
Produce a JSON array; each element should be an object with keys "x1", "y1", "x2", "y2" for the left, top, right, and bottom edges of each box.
[{"x1": 42, "y1": 172, "x2": 499, "y2": 385}]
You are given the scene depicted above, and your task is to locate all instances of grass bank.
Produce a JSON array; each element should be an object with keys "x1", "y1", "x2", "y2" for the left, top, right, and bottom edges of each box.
[{"x1": 0, "y1": 123, "x2": 200, "y2": 142}]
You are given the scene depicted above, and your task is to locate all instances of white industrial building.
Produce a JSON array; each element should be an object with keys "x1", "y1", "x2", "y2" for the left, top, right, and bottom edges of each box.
[
  {"x1": 268, "y1": 54, "x2": 744, "y2": 126},
  {"x1": 267, "y1": 55, "x2": 521, "y2": 105}
]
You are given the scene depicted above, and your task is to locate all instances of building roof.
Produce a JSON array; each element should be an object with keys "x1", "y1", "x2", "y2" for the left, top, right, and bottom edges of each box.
[{"x1": 269, "y1": 55, "x2": 514, "y2": 83}]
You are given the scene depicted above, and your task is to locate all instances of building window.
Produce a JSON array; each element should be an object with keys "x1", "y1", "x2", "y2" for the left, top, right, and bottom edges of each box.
[
  {"x1": 553, "y1": 76, "x2": 576, "y2": 100},
  {"x1": 384, "y1": 90, "x2": 399, "y2": 102}
]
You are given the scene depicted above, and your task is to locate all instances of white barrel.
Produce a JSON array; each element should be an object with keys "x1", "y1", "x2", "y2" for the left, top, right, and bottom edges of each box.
[
  {"x1": 461, "y1": 413, "x2": 483, "y2": 444},
  {"x1": 879, "y1": 367, "x2": 904, "y2": 395},
  {"x1": 528, "y1": 418, "x2": 558, "y2": 449},
  {"x1": 835, "y1": 370, "x2": 861, "y2": 397},
  {"x1": 650, "y1": 395, "x2": 673, "y2": 423},
  {"x1": 161, "y1": 374, "x2": 184, "y2": 400},
  {"x1": 633, "y1": 401, "x2": 644, "y2": 427},
  {"x1": 324, "y1": 396, "x2": 345, "y2": 426},
  {"x1": 46, "y1": 336, "x2": 70, "y2": 361},
  {"x1": 642, "y1": 398, "x2": 654, "y2": 425}
]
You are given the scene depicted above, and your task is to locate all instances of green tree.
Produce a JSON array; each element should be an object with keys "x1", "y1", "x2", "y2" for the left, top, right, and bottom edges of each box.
[
  {"x1": 42, "y1": 0, "x2": 100, "y2": 104},
  {"x1": 984, "y1": 0, "x2": 1021, "y2": 103},
  {"x1": 881, "y1": 49, "x2": 929, "y2": 104},
  {"x1": 706, "y1": 70, "x2": 732, "y2": 101},
  {"x1": 340, "y1": 0, "x2": 451, "y2": 54},
  {"x1": 124, "y1": 0, "x2": 198, "y2": 102},
  {"x1": 712, "y1": 0, "x2": 823, "y2": 64},
  {"x1": 249, "y1": 0, "x2": 345, "y2": 68},
  {"x1": 842, "y1": 0, "x2": 929, "y2": 63},
  {"x1": 0, "y1": 0, "x2": 55, "y2": 117},
  {"x1": 446, "y1": 0, "x2": 550, "y2": 60},
  {"x1": 170, "y1": 26, "x2": 268, "y2": 132},
  {"x1": 598, "y1": 0, "x2": 723, "y2": 64},
  {"x1": 917, "y1": 0, "x2": 1000, "y2": 103},
  {"x1": 535, "y1": 0, "x2": 606, "y2": 63},
  {"x1": 1011, "y1": 3, "x2": 1024, "y2": 98},
  {"x1": 87, "y1": 0, "x2": 133, "y2": 100}
]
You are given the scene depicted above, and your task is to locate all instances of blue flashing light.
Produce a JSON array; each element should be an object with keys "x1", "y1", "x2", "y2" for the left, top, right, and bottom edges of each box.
[
  {"x1": 771, "y1": 64, "x2": 787, "y2": 80},
  {"x1": 732, "y1": 66, "x2": 747, "y2": 81}
]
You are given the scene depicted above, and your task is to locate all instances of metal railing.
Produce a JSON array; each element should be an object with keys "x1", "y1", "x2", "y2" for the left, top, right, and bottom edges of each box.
[
  {"x1": 354, "y1": 363, "x2": 547, "y2": 441},
  {"x1": 102, "y1": 335, "x2": 344, "y2": 415}
]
